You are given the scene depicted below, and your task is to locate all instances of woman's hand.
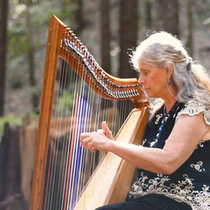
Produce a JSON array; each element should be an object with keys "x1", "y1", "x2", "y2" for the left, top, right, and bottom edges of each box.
[{"x1": 80, "y1": 121, "x2": 113, "y2": 152}]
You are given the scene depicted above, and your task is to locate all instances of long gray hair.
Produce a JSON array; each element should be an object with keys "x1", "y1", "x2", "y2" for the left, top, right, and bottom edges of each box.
[{"x1": 130, "y1": 31, "x2": 210, "y2": 111}]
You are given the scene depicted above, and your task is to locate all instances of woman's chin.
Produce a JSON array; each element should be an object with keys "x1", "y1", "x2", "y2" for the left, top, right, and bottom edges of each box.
[
  {"x1": 145, "y1": 91, "x2": 152, "y2": 98},
  {"x1": 146, "y1": 93, "x2": 156, "y2": 98}
]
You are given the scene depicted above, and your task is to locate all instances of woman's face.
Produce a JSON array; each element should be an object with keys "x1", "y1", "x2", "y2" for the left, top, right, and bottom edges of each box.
[{"x1": 138, "y1": 61, "x2": 169, "y2": 98}]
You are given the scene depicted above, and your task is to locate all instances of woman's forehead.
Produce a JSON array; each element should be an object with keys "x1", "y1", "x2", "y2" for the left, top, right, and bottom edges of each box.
[{"x1": 138, "y1": 61, "x2": 154, "y2": 70}]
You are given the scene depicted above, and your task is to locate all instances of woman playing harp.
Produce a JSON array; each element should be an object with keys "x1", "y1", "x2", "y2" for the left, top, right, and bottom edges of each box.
[
  {"x1": 30, "y1": 14, "x2": 151, "y2": 210},
  {"x1": 81, "y1": 31, "x2": 210, "y2": 210}
]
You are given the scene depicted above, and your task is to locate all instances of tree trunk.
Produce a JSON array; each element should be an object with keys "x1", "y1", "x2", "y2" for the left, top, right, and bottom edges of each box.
[
  {"x1": 154, "y1": 0, "x2": 179, "y2": 37},
  {"x1": 187, "y1": 0, "x2": 194, "y2": 57},
  {"x1": 100, "y1": 0, "x2": 112, "y2": 109},
  {"x1": 0, "y1": 123, "x2": 29, "y2": 210},
  {"x1": 100, "y1": 0, "x2": 111, "y2": 74},
  {"x1": 0, "y1": 0, "x2": 8, "y2": 116},
  {"x1": 0, "y1": 123, "x2": 21, "y2": 200},
  {"x1": 118, "y1": 0, "x2": 138, "y2": 117},
  {"x1": 145, "y1": 0, "x2": 152, "y2": 29},
  {"x1": 73, "y1": 0, "x2": 84, "y2": 35},
  {"x1": 119, "y1": 0, "x2": 138, "y2": 79},
  {"x1": 25, "y1": 0, "x2": 39, "y2": 110}
]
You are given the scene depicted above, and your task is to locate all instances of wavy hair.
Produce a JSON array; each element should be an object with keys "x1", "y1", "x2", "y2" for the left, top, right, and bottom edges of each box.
[{"x1": 130, "y1": 31, "x2": 210, "y2": 111}]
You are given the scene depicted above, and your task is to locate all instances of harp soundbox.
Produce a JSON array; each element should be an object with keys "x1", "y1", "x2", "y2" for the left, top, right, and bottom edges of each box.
[{"x1": 30, "y1": 15, "x2": 149, "y2": 210}]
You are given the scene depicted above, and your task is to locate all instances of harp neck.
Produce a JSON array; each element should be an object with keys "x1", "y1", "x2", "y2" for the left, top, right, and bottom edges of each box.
[{"x1": 49, "y1": 15, "x2": 148, "y2": 108}]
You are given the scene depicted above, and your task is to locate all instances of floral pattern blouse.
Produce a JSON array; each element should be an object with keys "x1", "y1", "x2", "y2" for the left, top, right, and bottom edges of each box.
[{"x1": 129, "y1": 100, "x2": 210, "y2": 210}]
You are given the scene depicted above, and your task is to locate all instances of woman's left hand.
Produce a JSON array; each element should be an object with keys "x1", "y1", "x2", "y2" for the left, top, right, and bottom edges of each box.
[{"x1": 80, "y1": 130, "x2": 111, "y2": 153}]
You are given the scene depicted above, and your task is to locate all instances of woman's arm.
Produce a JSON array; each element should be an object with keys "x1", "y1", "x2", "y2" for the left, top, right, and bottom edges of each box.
[{"x1": 80, "y1": 113, "x2": 209, "y2": 174}]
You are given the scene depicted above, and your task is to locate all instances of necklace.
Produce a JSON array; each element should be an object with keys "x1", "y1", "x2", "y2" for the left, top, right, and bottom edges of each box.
[
  {"x1": 153, "y1": 101, "x2": 179, "y2": 145},
  {"x1": 163, "y1": 101, "x2": 179, "y2": 117}
]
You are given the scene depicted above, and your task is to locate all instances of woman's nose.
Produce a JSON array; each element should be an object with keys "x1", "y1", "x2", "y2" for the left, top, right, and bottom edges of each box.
[{"x1": 138, "y1": 75, "x2": 145, "y2": 85}]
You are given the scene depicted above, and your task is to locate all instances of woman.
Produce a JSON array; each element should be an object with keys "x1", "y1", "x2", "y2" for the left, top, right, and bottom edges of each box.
[{"x1": 80, "y1": 31, "x2": 210, "y2": 210}]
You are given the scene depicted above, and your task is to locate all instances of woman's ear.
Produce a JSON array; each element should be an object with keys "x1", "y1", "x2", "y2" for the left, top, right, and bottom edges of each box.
[{"x1": 166, "y1": 62, "x2": 174, "y2": 78}]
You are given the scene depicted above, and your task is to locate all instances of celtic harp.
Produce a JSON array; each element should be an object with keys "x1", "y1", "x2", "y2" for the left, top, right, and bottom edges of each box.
[{"x1": 30, "y1": 15, "x2": 149, "y2": 210}]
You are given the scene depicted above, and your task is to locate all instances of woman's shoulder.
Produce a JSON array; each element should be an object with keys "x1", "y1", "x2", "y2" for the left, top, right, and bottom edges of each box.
[{"x1": 176, "y1": 100, "x2": 210, "y2": 125}]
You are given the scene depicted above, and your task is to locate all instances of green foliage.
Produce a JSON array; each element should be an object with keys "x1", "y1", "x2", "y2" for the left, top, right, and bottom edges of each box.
[
  {"x1": 7, "y1": 57, "x2": 25, "y2": 89},
  {"x1": 7, "y1": 0, "x2": 75, "y2": 92},
  {"x1": 29, "y1": 111, "x2": 39, "y2": 120},
  {"x1": 57, "y1": 92, "x2": 74, "y2": 112},
  {"x1": 8, "y1": 73, "x2": 23, "y2": 89},
  {"x1": 0, "y1": 112, "x2": 40, "y2": 142},
  {"x1": 0, "y1": 115, "x2": 22, "y2": 137}
]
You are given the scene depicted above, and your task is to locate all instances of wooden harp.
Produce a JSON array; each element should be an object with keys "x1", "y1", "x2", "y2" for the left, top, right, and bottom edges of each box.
[{"x1": 30, "y1": 15, "x2": 149, "y2": 210}]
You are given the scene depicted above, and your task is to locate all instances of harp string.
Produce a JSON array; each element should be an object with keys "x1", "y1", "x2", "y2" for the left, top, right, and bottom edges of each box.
[
  {"x1": 72, "y1": 81, "x2": 82, "y2": 210},
  {"x1": 72, "y1": 56, "x2": 100, "y2": 209},
  {"x1": 57, "y1": 56, "x2": 72, "y2": 210},
  {"x1": 54, "y1": 57, "x2": 72, "y2": 210},
  {"x1": 56, "y1": 59, "x2": 68, "y2": 210},
  {"x1": 66, "y1": 50, "x2": 89, "y2": 209},
  {"x1": 66, "y1": 66, "x2": 94, "y2": 209},
  {"x1": 63, "y1": 68, "x2": 80, "y2": 209},
  {"x1": 42, "y1": 38, "x2": 135, "y2": 210},
  {"x1": 58, "y1": 61, "x2": 76, "y2": 210},
  {"x1": 43, "y1": 56, "x2": 67, "y2": 210},
  {"x1": 61, "y1": 33, "x2": 77, "y2": 210},
  {"x1": 76, "y1": 76, "x2": 94, "y2": 203},
  {"x1": 69, "y1": 85, "x2": 87, "y2": 208},
  {"x1": 55, "y1": 40, "x2": 73, "y2": 210}
]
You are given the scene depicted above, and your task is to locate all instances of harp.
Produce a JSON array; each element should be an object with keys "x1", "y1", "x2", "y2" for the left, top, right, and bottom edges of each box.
[{"x1": 30, "y1": 15, "x2": 149, "y2": 210}]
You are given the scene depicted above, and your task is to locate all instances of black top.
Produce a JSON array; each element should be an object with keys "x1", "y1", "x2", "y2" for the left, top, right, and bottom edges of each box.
[{"x1": 129, "y1": 101, "x2": 210, "y2": 210}]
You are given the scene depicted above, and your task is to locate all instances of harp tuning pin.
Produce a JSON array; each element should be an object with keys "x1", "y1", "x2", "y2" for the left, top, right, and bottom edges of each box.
[
  {"x1": 112, "y1": 83, "x2": 116, "y2": 88},
  {"x1": 96, "y1": 68, "x2": 102, "y2": 74}
]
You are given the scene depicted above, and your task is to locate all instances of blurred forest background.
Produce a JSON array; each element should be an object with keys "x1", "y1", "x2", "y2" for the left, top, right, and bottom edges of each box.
[
  {"x1": 1, "y1": 0, "x2": 210, "y2": 119},
  {"x1": 1, "y1": 0, "x2": 210, "y2": 209}
]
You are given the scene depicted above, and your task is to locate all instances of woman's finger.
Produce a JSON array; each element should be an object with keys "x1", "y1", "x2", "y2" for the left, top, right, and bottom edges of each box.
[
  {"x1": 101, "y1": 121, "x2": 113, "y2": 139},
  {"x1": 81, "y1": 135, "x2": 92, "y2": 146},
  {"x1": 80, "y1": 132, "x2": 91, "y2": 139},
  {"x1": 85, "y1": 140, "x2": 96, "y2": 152},
  {"x1": 97, "y1": 129, "x2": 105, "y2": 135}
]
